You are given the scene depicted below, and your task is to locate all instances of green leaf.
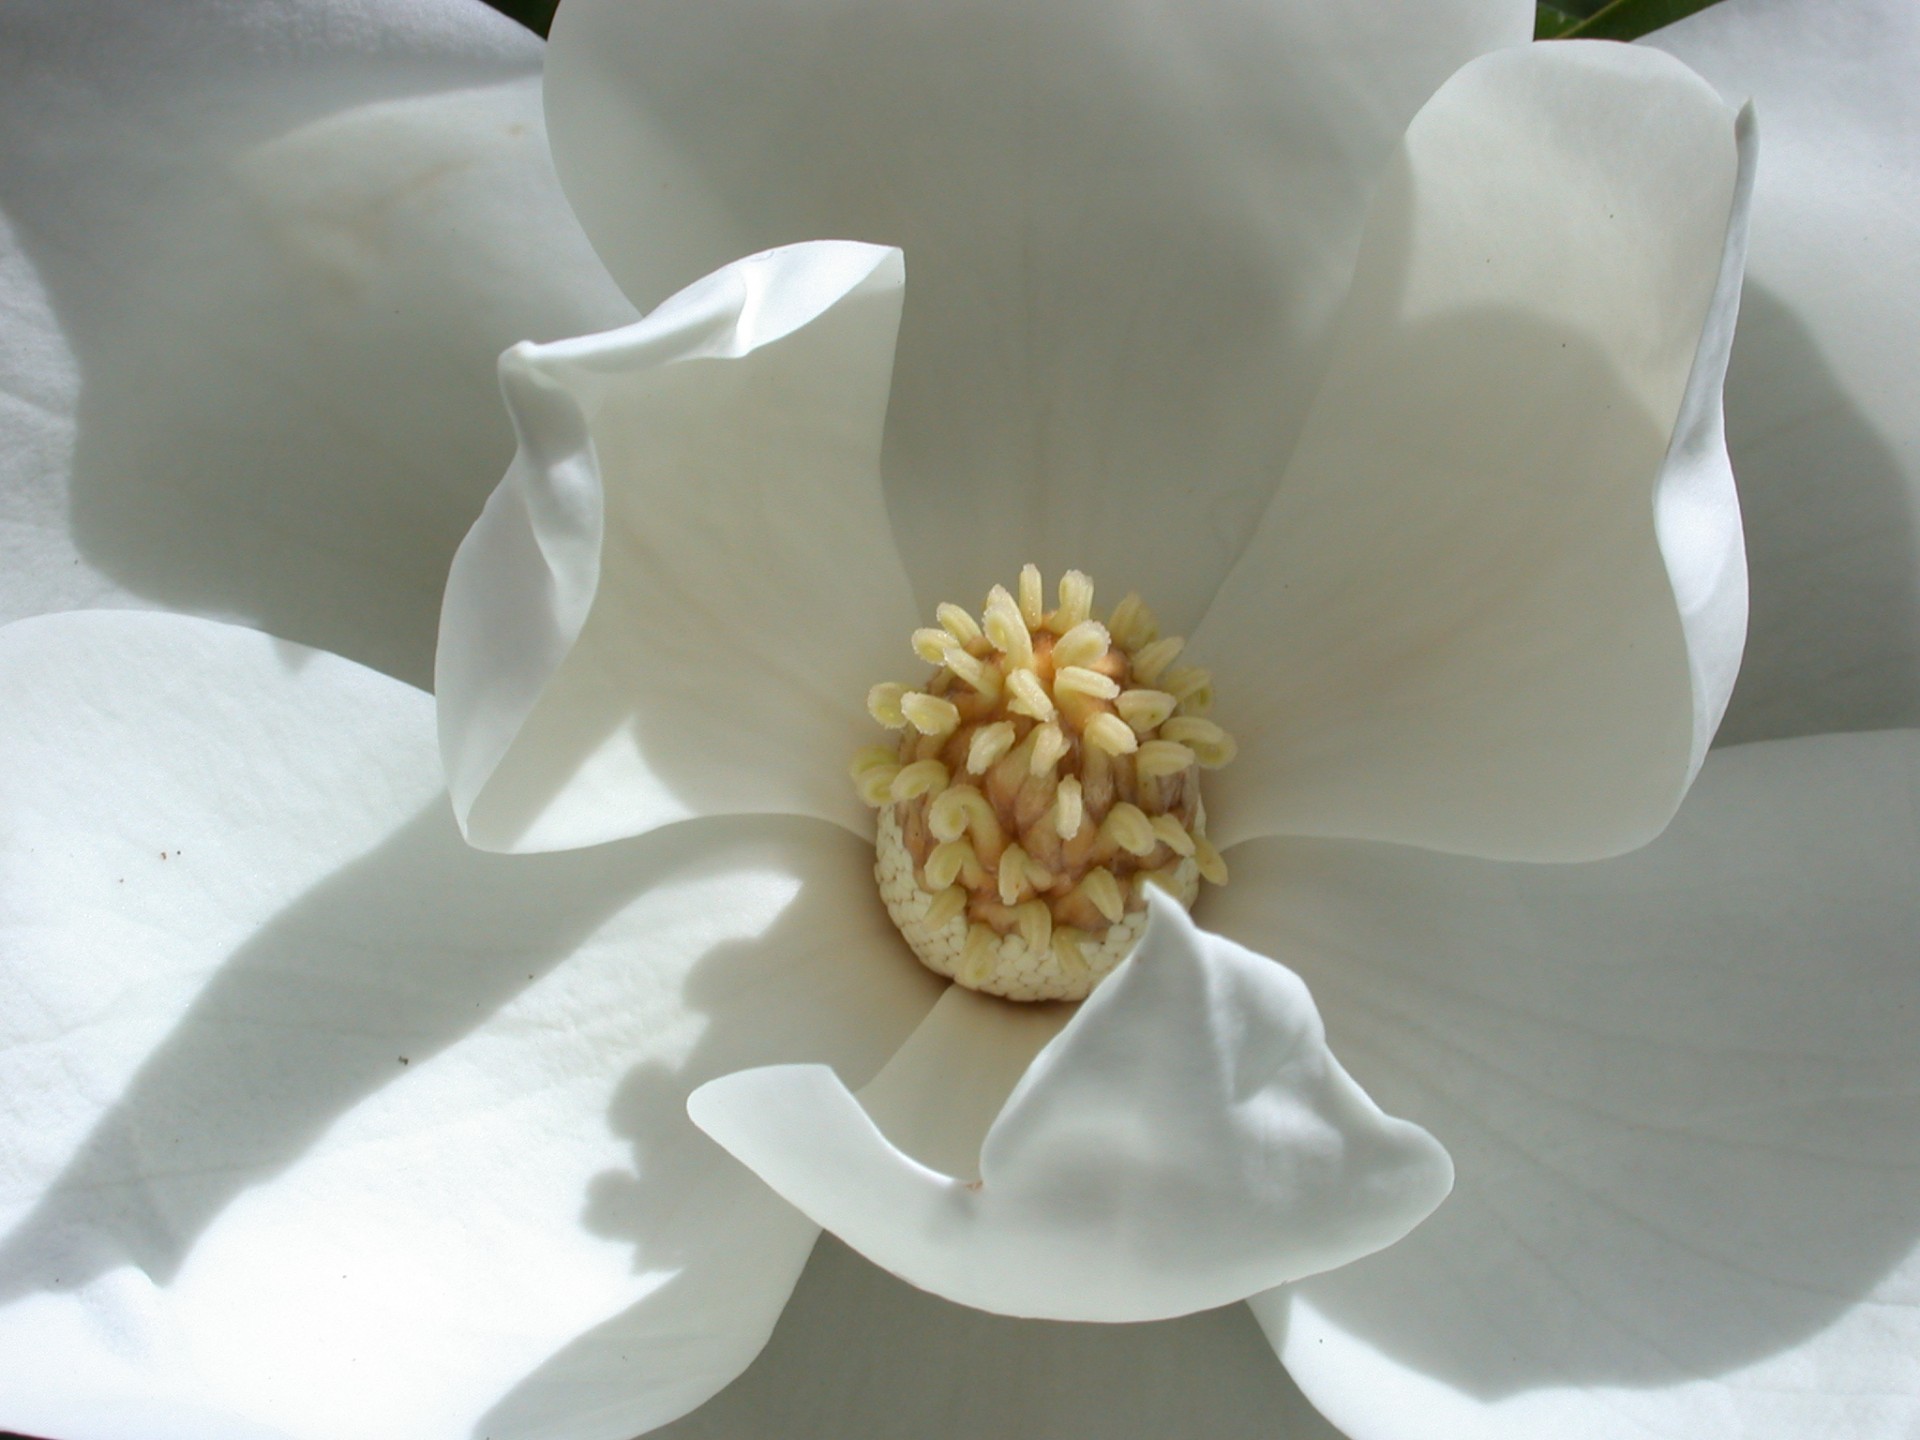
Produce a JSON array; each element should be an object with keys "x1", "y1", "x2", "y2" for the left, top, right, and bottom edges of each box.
[
  {"x1": 1535, "y1": 4, "x2": 1583, "y2": 39},
  {"x1": 1557, "y1": 0, "x2": 1724, "y2": 41},
  {"x1": 483, "y1": 0, "x2": 558, "y2": 37}
]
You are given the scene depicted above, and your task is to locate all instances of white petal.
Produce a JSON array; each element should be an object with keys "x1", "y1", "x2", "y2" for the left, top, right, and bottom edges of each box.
[
  {"x1": 1648, "y1": 0, "x2": 1920, "y2": 742},
  {"x1": 437, "y1": 241, "x2": 918, "y2": 852},
  {"x1": 1194, "y1": 42, "x2": 1749, "y2": 861},
  {"x1": 1200, "y1": 731, "x2": 1920, "y2": 1440},
  {"x1": 0, "y1": 612, "x2": 943, "y2": 1440},
  {"x1": 690, "y1": 893, "x2": 1450, "y2": 1323},
  {"x1": 544, "y1": 0, "x2": 1530, "y2": 628},
  {"x1": 0, "y1": 1, "x2": 635, "y2": 684}
]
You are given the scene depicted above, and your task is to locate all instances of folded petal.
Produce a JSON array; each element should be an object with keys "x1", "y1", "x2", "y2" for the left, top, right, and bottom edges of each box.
[
  {"x1": 1200, "y1": 731, "x2": 1920, "y2": 1440},
  {"x1": 1194, "y1": 42, "x2": 1750, "y2": 860},
  {"x1": 690, "y1": 894, "x2": 1450, "y2": 1323},
  {"x1": 437, "y1": 241, "x2": 918, "y2": 852},
  {"x1": 1649, "y1": 0, "x2": 1920, "y2": 741},
  {"x1": 544, "y1": 0, "x2": 1530, "y2": 629},
  {"x1": 0, "y1": 612, "x2": 942, "y2": 1440},
  {"x1": 0, "y1": 0, "x2": 635, "y2": 684}
]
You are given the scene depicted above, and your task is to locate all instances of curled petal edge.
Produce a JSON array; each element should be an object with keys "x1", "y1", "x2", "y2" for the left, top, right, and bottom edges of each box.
[
  {"x1": 436, "y1": 239, "x2": 916, "y2": 853},
  {"x1": 690, "y1": 893, "x2": 1452, "y2": 1322},
  {"x1": 1196, "y1": 46, "x2": 1755, "y2": 862}
]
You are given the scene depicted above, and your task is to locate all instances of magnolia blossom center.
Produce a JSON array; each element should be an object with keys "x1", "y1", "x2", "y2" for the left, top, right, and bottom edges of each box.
[{"x1": 852, "y1": 565, "x2": 1234, "y2": 1002}]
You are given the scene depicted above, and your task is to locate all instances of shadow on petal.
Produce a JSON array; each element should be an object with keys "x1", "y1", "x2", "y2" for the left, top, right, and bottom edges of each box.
[
  {"x1": 1200, "y1": 299, "x2": 1697, "y2": 862},
  {"x1": 479, "y1": 840, "x2": 944, "y2": 1438},
  {"x1": 1713, "y1": 283, "x2": 1920, "y2": 743},
  {"x1": 584, "y1": 835, "x2": 947, "y2": 1267},
  {"x1": 655, "y1": 1236, "x2": 1345, "y2": 1440},
  {"x1": 0, "y1": 22, "x2": 630, "y2": 686},
  {"x1": 0, "y1": 803, "x2": 716, "y2": 1303},
  {"x1": 1206, "y1": 739, "x2": 1920, "y2": 1400},
  {"x1": 550, "y1": 0, "x2": 1375, "y2": 631}
]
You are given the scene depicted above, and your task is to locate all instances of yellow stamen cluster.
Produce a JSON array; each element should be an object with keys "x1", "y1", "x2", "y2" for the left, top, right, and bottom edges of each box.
[{"x1": 853, "y1": 565, "x2": 1234, "y2": 1002}]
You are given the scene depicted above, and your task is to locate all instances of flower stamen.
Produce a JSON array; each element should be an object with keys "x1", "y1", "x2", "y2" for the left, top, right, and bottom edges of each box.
[{"x1": 858, "y1": 565, "x2": 1236, "y2": 1001}]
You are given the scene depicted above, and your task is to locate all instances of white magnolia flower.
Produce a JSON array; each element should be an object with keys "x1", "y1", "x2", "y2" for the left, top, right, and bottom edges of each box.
[{"x1": 0, "y1": 4, "x2": 1916, "y2": 1440}]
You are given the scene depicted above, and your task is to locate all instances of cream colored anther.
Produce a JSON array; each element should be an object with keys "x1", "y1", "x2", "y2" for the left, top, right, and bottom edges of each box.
[
  {"x1": 1162, "y1": 665, "x2": 1209, "y2": 700},
  {"x1": 1052, "y1": 775, "x2": 1085, "y2": 839},
  {"x1": 1054, "y1": 570, "x2": 1095, "y2": 631},
  {"x1": 998, "y1": 845, "x2": 1040, "y2": 906},
  {"x1": 867, "y1": 682, "x2": 908, "y2": 729},
  {"x1": 1006, "y1": 669, "x2": 1056, "y2": 722},
  {"x1": 929, "y1": 784, "x2": 1003, "y2": 852},
  {"x1": 1135, "y1": 739, "x2": 1196, "y2": 779},
  {"x1": 943, "y1": 646, "x2": 1000, "y2": 698},
  {"x1": 911, "y1": 628, "x2": 952, "y2": 664},
  {"x1": 1161, "y1": 716, "x2": 1236, "y2": 767},
  {"x1": 1150, "y1": 813, "x2": 1197, "y2": 857},
  {"x1": 1131, "y1": 635, "x2": 1185, "y2": 685},
  {"x1": 889, "y1": 758, "x2": 950, "y2": 803},
  {"x1": 1079, "y1": 867, "x2": 1126, "y2": 924},
  {"x1": 1053, "y1": 925, "x2": 1091, "y2": 980},
  {"x1": 855, "y1": 763, "x2": 901, "y2": 807},
  {"x1": 1052, "y1": 619, "x2": 1110, "y2": 670},
  {"x1": 967, "y1": 721, "x2": 1017, "y2": 775},
  {"x1": 1194, "y1": 834, "x2": 1229, "y2": 885},
  {"x1": 983, "y1": 586, "x2": 1035, "y2": 669},
  {"x1": 1015, "y1": 900, "x2": 1053, "y2": 954},
  {"x1": 924, "y1": 885, "x2": 969, "y2": 928},
  {"x1": 1018, "y1": 565, "x2": 1046, "y2": 629},
  {"x1": 1115, "y1": 688, "x2": 1176, "y2": 733},
  {"x1": 1107, "y1": 592, "x2": 1155, "y2": 650},
  {"x1": 1055, "y1": 666, "x2": 1120, "y2": 701},
  {"x1": 1101, "y1": 802, "x2": 1158, "y2": 858},
  {"x1": 960, "y1": 925, "x2": 1001, "y2": 988},
  {"x1": 849, "y1": 744, "x2": 897, "y2": 778},
  {"x1": 926, "y1": 839, "x2": 987, "y2": 891},
  {"x1": 1162, "y1": 665, "x2": 1212, "y2": 713},
  {"x1": 937, "y1": 602, "x2": 983, "y2": 646},
  {"x1": 901, "y1": 692, "x2": 961, "y2": 737},
  {"x1": 1084, "y1": 712, "x2": 1138, "y2": 756},
  {"x1": 1028, "y1": 721, "x2": 1069, "y2": 776}
]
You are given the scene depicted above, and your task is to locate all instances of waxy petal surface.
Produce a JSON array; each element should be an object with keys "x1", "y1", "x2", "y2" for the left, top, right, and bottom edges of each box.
[
  {"x1": 1650, "y1": 0, "x2": 1920, "y2": 742},
  {"x1": 0, "y1": 612, "x2": 942, "y2": 1440},
  {"x1": 1204, "y1": 731, "x2": 1920, "y2": 1440},
  {"x1": 545, "y1": 0, "x2": 1531, "y2": 630},
  {"x1": 438, "y1": 241, "x2": 917, "y2": 852},
  {"x1": 691, "y1": 895, "x2": 1450, "y2": 1323},
  {"x1": 0, "y1": 0, "x2": 636, "y2": 685},
  {"x1": 1195, "y1": 41, "x2": 1749, "y2": 861}
]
